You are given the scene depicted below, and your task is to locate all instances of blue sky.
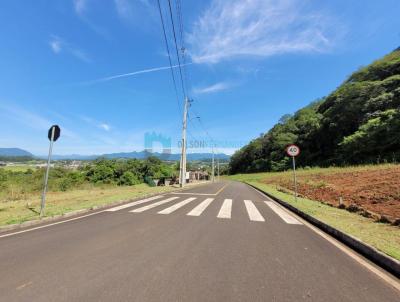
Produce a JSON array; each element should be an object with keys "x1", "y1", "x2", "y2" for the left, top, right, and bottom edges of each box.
[{"x1": 0, "y1": 0, "x2": 399, "y2": 155}]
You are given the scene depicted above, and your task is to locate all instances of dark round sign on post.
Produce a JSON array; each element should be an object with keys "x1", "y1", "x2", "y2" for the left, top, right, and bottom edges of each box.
[{"x1": 48, "y1": 125, "x2": 61, "y2": 142}]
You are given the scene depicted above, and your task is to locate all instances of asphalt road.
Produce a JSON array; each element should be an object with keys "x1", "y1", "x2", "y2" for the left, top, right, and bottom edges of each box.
[{"x1": 0, "y1": 181, "x2": 399, "y2": 301}]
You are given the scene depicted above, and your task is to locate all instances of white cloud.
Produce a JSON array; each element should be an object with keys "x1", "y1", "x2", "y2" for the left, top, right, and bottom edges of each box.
[
  {"x1": 100, "y1": 123, "x2": 111, "y2": 131},
  {"x1": 49, "y1": 38, "x2": 62, "y2": 54},
  {"x1": 80, "y1": 63, "x2": 191, "y2": 85},
  {"x1": 113, "y1": 0, "x2": 155, "y2": 26},
  {"x1": 114, "y1": 0, "x2": 133, "y2": 19},
  {"x1": 187, "y1": 0, "x2": 341, "y2": 64},
  {"x1": 73, "y1": 0, "x2": 87, "y2": 15},
  {"x1": 81, "y1": 116, "x2": 112, "y2": 132},
  {"x1": 0, "y1": 103, "x2": 79, "y2": 139},
  {"x1": 193, "y1": 82, "x2": 231, "y2": 94},
  {"x1": 49, "y1": 35, "x2": 91, "y2": 62}
]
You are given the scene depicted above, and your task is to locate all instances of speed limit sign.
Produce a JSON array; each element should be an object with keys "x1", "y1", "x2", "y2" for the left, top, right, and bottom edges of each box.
[{"x1": 286, "y1": 144, "x2": 300, "y2": 157}]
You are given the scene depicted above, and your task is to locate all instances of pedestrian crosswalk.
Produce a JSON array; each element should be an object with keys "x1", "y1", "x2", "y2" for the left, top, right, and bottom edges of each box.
[
  {"x1": 244, "y1": 200, "x2": 265, "y2": 222},
  {"x1": 105, "y1": 195, "x2": 302, "y2": 225},
  {"x1": 217, "y1": 199, "x2": 232, "y2": 219}
]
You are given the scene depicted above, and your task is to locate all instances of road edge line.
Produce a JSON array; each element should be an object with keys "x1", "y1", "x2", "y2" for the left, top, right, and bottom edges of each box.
[{"x1": 245, "y1": 182, "x2": 400, "y2": 286}]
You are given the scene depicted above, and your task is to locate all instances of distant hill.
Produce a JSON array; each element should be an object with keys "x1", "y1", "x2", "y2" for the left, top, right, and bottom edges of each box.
[
  {"x1": 0, "y1": 148, "x2": 33, "y2": 157},
  {"x1": 40, "y1": 151, "x2": 230, "y2": 161},
  {"x1": 230, "y1": 47, "x2": 400, "y2": 173}
]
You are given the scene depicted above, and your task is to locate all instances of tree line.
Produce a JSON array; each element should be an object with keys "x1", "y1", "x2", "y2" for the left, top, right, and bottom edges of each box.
[
  {"x1": 229, "y1": 48, "x2": 400, "y2": 174},
  {"x1": 0, "y1": 157, "x2": 176, "y2": 201}
]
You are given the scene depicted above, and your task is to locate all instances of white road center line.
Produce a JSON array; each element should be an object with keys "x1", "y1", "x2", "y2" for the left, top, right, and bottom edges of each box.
[
  {"x1": 244, "y1": 200, "x2": 265, "y2": 222},
  {"x1": 217, "y1": 199, "x2": 232, "y2": 219},
  {"x1": 105, "y1": 195, "x2": 164, "y2": 212},
  {"x1": 265, "y1": 201, "x2": 302, "y2": 224},
  {"x1": 158, "y1": 197, "x2": 197, "y2": 214},
  {"x1": 187, "y1": 198, "x2": 214, "y2": 216},
  {"x1": 130, "y1": 197, "x2": 179, "y2": 213}
]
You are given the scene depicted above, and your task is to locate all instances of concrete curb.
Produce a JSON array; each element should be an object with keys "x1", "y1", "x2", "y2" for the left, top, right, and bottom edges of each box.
[
  {"x1": 0, "y1": 181, "x2": 211, "y2": 235},
  {"x1": 246, "y1": 182, "x2": 400, "y2": 279}
]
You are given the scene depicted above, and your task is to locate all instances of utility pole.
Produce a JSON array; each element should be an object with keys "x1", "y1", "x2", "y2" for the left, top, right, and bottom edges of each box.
[
  {"x1": 217, "y1": 158, "x2": 220, "y2": 181},
  {"x1": 211, "y1": 146, "x2": 215, "y2": 182},
  {"x1": 179, "y1": 97, "x2": 190, "y2": 187}
]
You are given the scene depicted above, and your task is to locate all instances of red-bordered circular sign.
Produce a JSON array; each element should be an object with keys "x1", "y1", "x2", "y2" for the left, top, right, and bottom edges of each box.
[{"x1": 286, "y1": 144, "x2": 300, "y2": 157}]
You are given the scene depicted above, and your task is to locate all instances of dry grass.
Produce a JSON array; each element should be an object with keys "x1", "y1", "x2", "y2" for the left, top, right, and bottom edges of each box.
[{"x1": 0, "y1": 184, "x2": 175, "y2": 226}]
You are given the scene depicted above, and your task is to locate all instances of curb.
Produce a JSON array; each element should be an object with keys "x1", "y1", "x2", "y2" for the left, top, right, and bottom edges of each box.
[
  {"x1": 246, "y1": 182, "x2": 400, "y2": 279},
  {"x1": 0, "y1": 181, "x2": 211, "y2": 235}
]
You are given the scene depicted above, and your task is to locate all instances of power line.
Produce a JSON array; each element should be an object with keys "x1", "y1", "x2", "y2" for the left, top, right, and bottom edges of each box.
[
  {"x1": 167, "y1": 0, "x2": 187, "y2": 98},
  {"x1": 156, "y1": 0, "x2": 183, "y2": 113},
  {"x1": 174, "y1": 0, "x2": 192, "y2": 94}
]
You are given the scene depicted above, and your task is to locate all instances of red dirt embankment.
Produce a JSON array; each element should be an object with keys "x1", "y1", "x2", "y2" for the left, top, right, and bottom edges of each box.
[{"x1": 262, "y1": 165, "x2": 400, "y2": 221}]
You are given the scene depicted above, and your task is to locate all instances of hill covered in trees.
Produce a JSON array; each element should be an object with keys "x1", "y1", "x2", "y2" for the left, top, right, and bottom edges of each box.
[{"x1": 230, "y1": 48, "x2": 400, "y2": 174}]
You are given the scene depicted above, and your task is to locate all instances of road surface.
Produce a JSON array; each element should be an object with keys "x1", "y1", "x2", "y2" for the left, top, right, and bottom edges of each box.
[{"x1": 0, "y1": 181, "x2": 399, "y2": 301}]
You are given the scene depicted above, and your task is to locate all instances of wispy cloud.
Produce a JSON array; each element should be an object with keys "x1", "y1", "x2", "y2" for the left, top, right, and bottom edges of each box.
[
  {"x1": 99, "y1": 123, "x2": 111, "y2": 131},
  {"x1": 114, "y1": 0, "x2": 133, "y2": 19},
  {"x1": 49, "y1": 35, "x2": 91, "y2": 62},
  {"x1": 49, "y1": 39, "x2": 62, "y2": 54},
  {"x1": 0, "y1": 103, "x2": 78, "y2": 139},
  {"x1": 193, "y1": 82, "x2": 231, "y2": 94},
  {"x1": 80, "y1": 63, "x2": 191, "y2": 85},
  {"x1": 114, "y1": 0, "x2": 154, "y2": 24},
  {"x1": 81, "y1": 116, "x2": 111, "y2": 132},
  {"x1": 187, "y1": 0, "x2": 342, "y2": 64},
  {"x1": 73, "y1": 0, "x2": 87, "y2": 15}
]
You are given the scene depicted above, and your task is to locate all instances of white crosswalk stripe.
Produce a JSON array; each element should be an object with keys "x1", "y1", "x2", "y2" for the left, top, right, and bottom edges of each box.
[
  {"x1": 130, "y1": 197, "x2": 179, "y2": 213},
  {"x1": 105, "y1": 195, "x2": 164, "y2": 212},
  {"x1": 109, "y1": 195, "x2": 302, "y2": 225},
  {"x1": 158, "y1": 197, "x2": 197, "y2": 214},
  {"x1": 187, "y1": 198, "x2": 214, "y2": 216},
  {"x1": 264, "y1": 201, "x2": 302, "y2": 224},
  {"x1": 217, "y1": 199, "x2": 232, "y2": 219},
  {"x1": 244, "y1": 200, "x2": 265, "y2": 222}
]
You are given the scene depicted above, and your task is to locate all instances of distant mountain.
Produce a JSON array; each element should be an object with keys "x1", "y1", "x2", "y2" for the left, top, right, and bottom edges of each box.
[
  {"x1": 0, "y1": 148, "x2": 33, "y2": 157},
  {"x1": 39, "y1": 151, "x2": 230, "y2": 161}
]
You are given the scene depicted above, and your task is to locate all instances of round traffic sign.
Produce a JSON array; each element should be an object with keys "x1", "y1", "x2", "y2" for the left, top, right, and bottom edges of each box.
[
  {"x1": 286, "y1": 144, "x2": 300, "y2": 157},
  {"x1": 48, "y1": 125, "x2": 61, "y2": 142}
]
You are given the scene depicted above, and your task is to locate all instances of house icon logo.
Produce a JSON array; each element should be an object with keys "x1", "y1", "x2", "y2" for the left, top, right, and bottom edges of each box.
[{"x1": 144, "y1": 132, "x2": 172, "y2": 157}]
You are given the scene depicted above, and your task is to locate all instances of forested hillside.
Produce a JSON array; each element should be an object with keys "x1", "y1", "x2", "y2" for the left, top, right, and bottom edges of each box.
[{"x1": 230, "y1": 48, "x2": 400, "y2": 174}]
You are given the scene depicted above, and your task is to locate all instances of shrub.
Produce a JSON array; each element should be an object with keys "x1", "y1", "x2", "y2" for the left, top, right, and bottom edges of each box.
[{"x1": 118, "y1": 171, "x2": 140, "y2": 186}]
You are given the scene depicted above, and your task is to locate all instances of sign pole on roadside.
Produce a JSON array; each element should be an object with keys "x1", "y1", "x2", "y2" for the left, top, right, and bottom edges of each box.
[
  {"x1": 286, "y1": 144, "x2": 300, "y2": 202},
  {"x1": 40, "y1": 125, "x2": 61, "y2": 217}
]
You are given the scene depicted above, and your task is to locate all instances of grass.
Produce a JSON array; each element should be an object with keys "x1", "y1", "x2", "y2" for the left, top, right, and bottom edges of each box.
[
  {"x1": 0, "y1": 184, "x2": 176, "y2": 227},
  {"x1": 230, "y1": 163, "x2": 398, "y2": 181},
  {"x1": 1, "y1": 165, "x2": 34, "y2": 172},
  {"x1": 228, "y1": 169, "x2": 400, "y2": 261}
]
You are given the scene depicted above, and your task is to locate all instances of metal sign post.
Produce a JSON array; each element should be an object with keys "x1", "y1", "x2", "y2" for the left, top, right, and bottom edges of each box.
[
  {"x1": 40, "y1": 125, "x2": 61, "y2": 217},
  {"x1": 286, "y1": 144, "x2": 300, "y2": 202}
]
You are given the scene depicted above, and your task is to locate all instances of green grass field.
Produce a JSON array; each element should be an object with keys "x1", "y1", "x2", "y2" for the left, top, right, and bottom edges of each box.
[
  {"x1": 1, "y1": 165, "x2": 34, "y2": 172},
  {"x1": 0, "y1": 184, "x2": 175, "y2": 227},
  {"x1": 228, "y1": 165, "x2": 400, "y2": 260}
]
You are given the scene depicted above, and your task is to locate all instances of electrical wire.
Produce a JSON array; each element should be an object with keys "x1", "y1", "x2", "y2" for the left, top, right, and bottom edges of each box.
[
  {"x1": 167, "y1": 0, "x2": 187, "y2": 99},
  {"x1": 156, "y1": 0, "x2": 183, "y2": 114}
]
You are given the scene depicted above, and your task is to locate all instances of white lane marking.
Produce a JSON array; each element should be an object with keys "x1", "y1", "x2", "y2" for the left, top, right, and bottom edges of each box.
[
  {"x1": 187, "y1": 198, "x2": 214, "y2": 216},
  {"x1": 130, "y1": 197, "x2": 179, "y2": 213},
  {"x1": 0, "y1": 211, "x2": 104, "y2": 239},
  {"x1": 265, "y1": 201, "x2": 302, "y2": 224},
  {"x1": 105, "y1": 195, "x2": 164, "y2": 212},
  {"x1": 158, "y1": 197, "x2": 197, "y2": 214},
  {"x1": 217, "y1": 199, "x2": 232, "y2": 219},
  {"x1": 173, "y1": 193, "x2": 216, "y2": 196},
  {"x1": 244, "y1": 200, "x2": 265, "y2": 222}
]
